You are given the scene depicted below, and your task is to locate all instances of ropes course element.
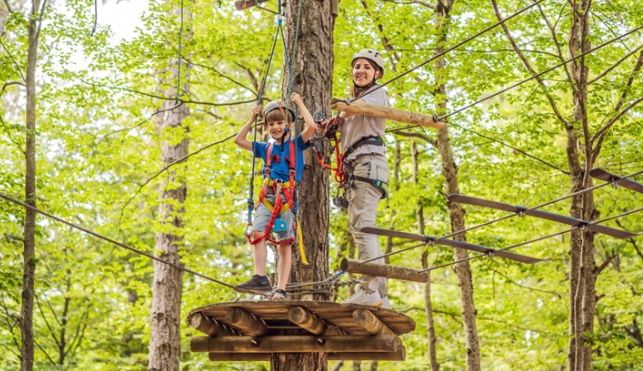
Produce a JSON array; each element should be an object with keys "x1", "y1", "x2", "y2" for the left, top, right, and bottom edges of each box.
[
  {"x1": 348, "y1": 0, "x2": 547, "y2": 104},
  {"x1": 361, "y1": 168, "x2": 643, "y2": 263},
  {"x1": 0, "y1": 193, "x2": 237, "y2": 289},
  {"x1": 91, "y1": 0, "x2": 98, "y2": 36},
  {"x1": 175, "y1": 0, "x2": 185, "y2": 104},
  {"x1": 420, "y1": 205, "x2": 643, "y2": 273},
  {"x1": 387, "y1": 25, "x2": 643, "y2": 133}
]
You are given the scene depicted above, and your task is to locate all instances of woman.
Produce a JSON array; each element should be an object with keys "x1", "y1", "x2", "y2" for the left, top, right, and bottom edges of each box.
[{"x1": 322, "y1": 49, "x2": 390, "y2": 308}]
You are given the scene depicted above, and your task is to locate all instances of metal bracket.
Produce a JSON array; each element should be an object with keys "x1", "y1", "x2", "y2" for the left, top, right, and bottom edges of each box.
[
  {"x1": 426, "y1": 238, "x2": 435, "y2": 247},
  {"x1": 517, "y1": 207, "x2": 527, "y2": 218},
  {"x1": 579, "y1": 223, "x2": 588, "y2": 231},
  {"x1": 610, "y1": 177, "x2": 619, "y2": 190},
  {"x1": 485, "y1": 250, "x2": 495, "y2": 258}
]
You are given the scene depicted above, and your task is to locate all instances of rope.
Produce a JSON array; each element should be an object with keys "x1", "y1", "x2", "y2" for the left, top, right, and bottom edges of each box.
[
  {"x1": 247, "y1": 26, "x2": 281, "y2": 223},
  {"x1": 420, "y1": 205, "x2": 643, "y2": 273},
  {"x1": 387, "y1": 25, "x2": 643, "y2": 133},
  {"x1": 363, "y1": 168, "x2": 643, "y2": 263},
  {"x1": 174, "y1": 0, "x2": 184, "y2": 105},
  {"x1": 91, "y1": 0, "x2": 97, "y2": 36},
  {"x1": 0, "y1": 193, "x2": 237, "y2": 289}
]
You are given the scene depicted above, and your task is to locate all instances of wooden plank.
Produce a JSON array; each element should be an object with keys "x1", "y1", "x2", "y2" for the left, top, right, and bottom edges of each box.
[
  {"x1": 191, "y1": 335, "x2": 401, "y2": 353},
  {"x1": 189, "y1": 313, "x2": 235, "y2": 337},
  {"x1": 353, "y1": 309, "x2": 396, "y2": 335},
  {"x1": 234, "y1": 0, "x2": 269, "y2": 10},
  {"x1": 341, "y1": 258, "x2": 428, "y2": 283},
  {"x1": 222, "y1": 307, "x2": 267, "y2": 337},
  {"x1": 590, "y1": 168, "x2": 643, "y2": 194},
  {"x1": 207, "y1": 348, "x2": 406, "y2": 362},
  {"x1": 331, "y1": 98, "x2": 445, "y2": 129},
  {"x1": 288, "y1": 306, "x2": 325, "y2": 335}
]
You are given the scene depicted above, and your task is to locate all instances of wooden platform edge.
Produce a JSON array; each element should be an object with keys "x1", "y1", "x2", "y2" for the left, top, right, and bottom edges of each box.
[{"x1": 207, "y1": 347, "x2": 406, "y2": 361}]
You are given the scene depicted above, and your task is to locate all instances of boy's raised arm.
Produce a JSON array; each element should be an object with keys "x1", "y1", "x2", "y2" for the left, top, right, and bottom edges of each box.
[
  {"x1": 234, "y1": 105, "x2": 262, "y2": 152},
  {"x1": 291, "y1": 93, "x2": 316, "y2": 143}
]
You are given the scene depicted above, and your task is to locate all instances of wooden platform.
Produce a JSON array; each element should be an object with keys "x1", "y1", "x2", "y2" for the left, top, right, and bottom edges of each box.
[{"x1": 187, "y1": 300, "x2": 416, "y2": 362}]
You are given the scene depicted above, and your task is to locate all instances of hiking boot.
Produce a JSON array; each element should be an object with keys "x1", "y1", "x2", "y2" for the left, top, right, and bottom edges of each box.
[
  {"x1": 341, "y1": 288, "x2": 383, "y2": 307},
  {"x1": 271, "y1": 289, "x2": 287, "y2": 301},
  {"x1": 234, "y1": 275, "x2": 272, "y2": 294}
]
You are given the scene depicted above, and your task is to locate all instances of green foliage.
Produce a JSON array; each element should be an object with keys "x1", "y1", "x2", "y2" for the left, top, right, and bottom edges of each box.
[{"x1": 1, "y1": 0, "x2": 643, "y2": 370}]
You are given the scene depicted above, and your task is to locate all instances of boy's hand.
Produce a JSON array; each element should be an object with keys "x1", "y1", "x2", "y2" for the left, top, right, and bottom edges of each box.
[
  {"x1": 291, "y1": 93, "x2": 302, "y2": 106},
  {"x1": 251, "y1": 105, "x2": 262, "y2": 117}
]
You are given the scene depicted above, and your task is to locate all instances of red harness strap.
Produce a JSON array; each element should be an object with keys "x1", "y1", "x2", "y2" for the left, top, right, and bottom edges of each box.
[
  {"x1": 246, "y1": 140, "x2": 297, "y2": 245},
  {"x1": 312, "y1": 132, "x2": 346, "y2": 185}
]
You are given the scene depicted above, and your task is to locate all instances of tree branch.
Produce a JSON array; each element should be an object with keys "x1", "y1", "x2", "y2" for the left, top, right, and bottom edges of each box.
[
  {"x1": 588, "y1": 45, "x2": 643, "y2": 85},
  {"x1": 0, "y1": 38, "x2": 26, "y2": 82},
  {"x1": 34, "y1": 338, "x2": 56, "y2": 366},
  {"x1": 35, "y1": 295, "x2": 60, "y2": 345},
  {"x1": 491, "y1": 0, "x2": 568, "y2": 125},
  {"x1": 81, "y1": 79, "x2": 255, "y2": 107},
  {"x1": 1, "y1": 81, "x2": 25, "y2": 95},
  {"x1": 594, "y1": 253, "x2": 617, "y2": 275},
  {"x1": 2, "y1": 0, "x2": 13, "y2": 13},
  {"x1": 97, "y1": 102, "x2": 184, "y2": 142},
  {"x1": 537, "y1": 4, "x2": 577, "y2": 93},
  {"x1": 393, "y1": 130, "x2": 436, "y2": 146},
  {"x1": 591, "y1": 96, "x2": 643, "y2": 153},
  {"x1": 382, "y1": 0, "x2": 434, "y2": 8}
]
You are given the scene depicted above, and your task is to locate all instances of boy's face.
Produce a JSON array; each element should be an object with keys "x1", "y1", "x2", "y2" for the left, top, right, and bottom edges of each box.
[{"x1": 267, "y1": 119, "x2": 288, "y2": 139}]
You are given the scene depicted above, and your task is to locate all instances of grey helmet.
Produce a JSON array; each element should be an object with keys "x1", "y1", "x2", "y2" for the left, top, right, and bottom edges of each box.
[
  {"x1": 352, "y1": 49, "x2": 385, "y2": 78},
  {"x1": 263, "y1": 100, "x2": 295, "y2": 121}
]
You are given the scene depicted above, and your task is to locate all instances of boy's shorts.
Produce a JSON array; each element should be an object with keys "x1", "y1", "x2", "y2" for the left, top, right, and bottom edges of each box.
[{"x1": 251, "y1": 193, "x2": 295, "y2": 244}]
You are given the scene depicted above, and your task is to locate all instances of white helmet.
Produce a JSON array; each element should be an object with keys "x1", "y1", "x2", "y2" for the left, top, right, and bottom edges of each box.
[
  {"x1": 352, "y1": 49, "x2": 385, "y2": 78},
  {"x1": 263, "y1": 101, "x2": 295, "y2": 121}
]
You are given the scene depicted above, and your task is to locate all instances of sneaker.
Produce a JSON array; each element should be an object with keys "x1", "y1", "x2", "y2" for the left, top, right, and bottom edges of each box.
[
  {"x1": 271, "y1": 289, "x2": 287, "y2": 300},
  {"x1": 342, "y1": 288, "x2": 383, "y2": 307},
  {"x1": 234, "y1": 275, "x2": 272, "y2": 294}
]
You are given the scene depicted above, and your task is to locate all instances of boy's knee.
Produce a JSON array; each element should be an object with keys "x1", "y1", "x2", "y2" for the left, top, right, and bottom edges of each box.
[{"x1": 278, "y1": 244, "x2": 292, "y2": 253}]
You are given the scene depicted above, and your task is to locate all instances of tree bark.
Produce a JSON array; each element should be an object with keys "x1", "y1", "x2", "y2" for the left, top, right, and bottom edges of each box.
[
  {"x1": 432, "y1": 1, "x2": 480, "y2": 370},
  {"x1": 414, "y1": 141, "x2": 439, "y2": 371},
  {"x1": 271, "y1": 0, "x2": 335, "y2": 369},
  {"x1": 148, "y1": 8, "x2": 190, "y2": 370},
  {"x1": 566, "y1": 1, "x2": 597, "y2": 370},
  {"x1": 21, "y1": 1, "x2": 44, "y2": 370}
]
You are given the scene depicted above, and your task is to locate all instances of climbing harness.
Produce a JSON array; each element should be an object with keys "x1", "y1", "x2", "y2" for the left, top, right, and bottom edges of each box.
[{"x1": 246, "y1": 140, "x2": 297, "y2": 246}]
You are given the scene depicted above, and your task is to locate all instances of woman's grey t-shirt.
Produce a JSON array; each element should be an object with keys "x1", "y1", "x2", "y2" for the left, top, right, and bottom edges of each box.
[{"x1": 339, "y1": 86, "x2": 389, "y2": 162}]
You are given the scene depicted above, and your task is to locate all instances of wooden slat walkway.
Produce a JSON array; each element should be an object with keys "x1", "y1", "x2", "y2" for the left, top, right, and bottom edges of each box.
[{"x1": 187, "y1": 300, "x2": 416, "y2": 336}]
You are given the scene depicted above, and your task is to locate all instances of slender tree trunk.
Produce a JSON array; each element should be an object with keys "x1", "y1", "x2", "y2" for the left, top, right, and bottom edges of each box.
[
  {"x1": 433, "y1": 1, "x2": 480, "y2": 370},
  {"x1": 413, "y1": 141, "x2": 439, "y2": 371},
  {"x1": 21, "y1": 2, "x2": 44, "y2": 370},
  {"x1": 148, "y1": 8, "x2": 190, "y2": 370},
  {"x1": 271, "y1": 0, "x2": 334, "y2": 369},
  {"x1": 566, "y1": 1, "x2": 597, "y2": 370}
]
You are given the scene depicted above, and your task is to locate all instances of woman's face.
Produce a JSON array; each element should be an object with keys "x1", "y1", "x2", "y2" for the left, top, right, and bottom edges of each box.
[{"x1": 352, "y1": 58, "x2": 379, "y2": 87}]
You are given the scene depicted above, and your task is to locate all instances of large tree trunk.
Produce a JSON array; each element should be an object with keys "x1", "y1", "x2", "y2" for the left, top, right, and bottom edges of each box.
[
  {"x1": 21, "y1": 2, "x2": 44, "y2": 370},
  {"x1": 148, "y1": 14, "x2": 190, "y2": 371},
  {"x1": 433, "y1": 1, "x2": 481, "y2": 370},
  {"x1": 566, "y1": 1, "x2": 597, "y2": 370},
  {"x1": 271, "y1": 0, "x2": 334, "y2": 369}
]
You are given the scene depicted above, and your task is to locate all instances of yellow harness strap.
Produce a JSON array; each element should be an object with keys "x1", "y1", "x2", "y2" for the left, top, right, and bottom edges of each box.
[
  {"x1": 262, "y1": 197, "x2": 290, "y2": 214},
  {"x1": 298, "y1": 217, "x2": 309, "y2": 265}
]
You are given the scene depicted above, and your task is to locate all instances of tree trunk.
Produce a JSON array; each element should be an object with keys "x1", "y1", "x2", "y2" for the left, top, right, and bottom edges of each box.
[
  {"x1": 433, "y1": 1, "x2": 481, "y2": 370},
  {"x1": 566, "y1": 1, "x2": 597, "y2": 370},
  {"x1": 414, "y1": 141, "x2": 439, "y2": 371},
  {"x1": 148, "y1": 11, "x2": 190, "y2": 370},
  {"x1": 21, "y1": 1, "x2": 44, "y2": 370},
  {"x1": 271, "y1": 0, "x2": 335, "y2": 369}
]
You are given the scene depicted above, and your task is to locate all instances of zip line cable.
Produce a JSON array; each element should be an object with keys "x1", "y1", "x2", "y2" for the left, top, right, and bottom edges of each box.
[
  {"x1": 387, "y1": 25, "x2": 643, "y2": 133},
  {"x1": 421, "y1": 205, "x2": 643, "y2": 273},
  {"x1": 0, "y1": 193, "x2": 236, "y2": 289},
  {"x1": 362, "y1": 168, "x2": 643, "y2": 263},
  {"x1": 348, "y1": 0, "x2": 547, "y2": 104}
]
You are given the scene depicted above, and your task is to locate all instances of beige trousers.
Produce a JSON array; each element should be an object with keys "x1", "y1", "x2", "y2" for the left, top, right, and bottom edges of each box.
[{"x1": 345, "y1": 153, "x2": 389, "y2": 298}]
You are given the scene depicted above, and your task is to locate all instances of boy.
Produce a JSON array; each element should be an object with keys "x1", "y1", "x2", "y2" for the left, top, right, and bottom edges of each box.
[{"x1": 233, "y1": 93, "x2": 316, "y2": 300}]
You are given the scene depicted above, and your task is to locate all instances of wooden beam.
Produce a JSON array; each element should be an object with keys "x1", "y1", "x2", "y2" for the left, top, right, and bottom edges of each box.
[
  {"x1": 222, "y1": 307, "x2": 267, "y2": 336},
  {"x1": 234, "y1": 0, "x2": 269, "y2": 10},
  {"x1": 330, "y1": 98, "x2": 445, "y2": 129},
  {"x1": 189, "y1": 313, "x2": 235, "y2": 337},
  {"x1": 207, "y1": 348, "x2": 406, "y2": 361},
  {"x1": 353, "y1": 309, "x2": 395, "y2": 335},
  {"x1": 191, "y1": 335, "x2": 401, "y2": 353},
  {"x1": 341, "y1": 258, "x2": 428, "y2": 283},
  {"x1": 288, "y1": 306, "x2": 325, "y2": 335}
]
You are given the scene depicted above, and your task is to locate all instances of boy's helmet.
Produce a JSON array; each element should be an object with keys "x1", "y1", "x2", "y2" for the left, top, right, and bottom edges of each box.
[
  {"x1": 352, "y1": 49, "x2": 385, "y2": 78},
  {"x1": 263, "y1": 101, "x2": 295, "y2": 121}
]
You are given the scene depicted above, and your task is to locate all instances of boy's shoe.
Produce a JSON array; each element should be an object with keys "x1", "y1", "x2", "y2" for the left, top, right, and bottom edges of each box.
[
  {"x1": 234, "y1": 275, "x2": 272, "y2": 294},
  {"x1": 341, "y1": 288, "x2": 383, "y2": 307},
  {"x1": 271, "y1": 289, "x2": 287, "y2": 301}
]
